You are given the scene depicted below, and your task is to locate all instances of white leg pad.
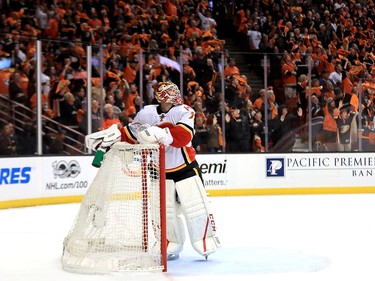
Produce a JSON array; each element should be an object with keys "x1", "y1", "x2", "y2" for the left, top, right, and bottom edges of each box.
[
  {"x1": 175, "y1": 175, "x2": 221, "y2": 257},
  {"x1": 166, "y1": 179, "x2": 186, "y2": 255}
]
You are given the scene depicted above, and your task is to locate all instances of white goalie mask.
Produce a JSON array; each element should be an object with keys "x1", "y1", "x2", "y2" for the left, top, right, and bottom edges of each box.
[{"x1": 154, "y1": 81, "x2": 183, "y2": 105}]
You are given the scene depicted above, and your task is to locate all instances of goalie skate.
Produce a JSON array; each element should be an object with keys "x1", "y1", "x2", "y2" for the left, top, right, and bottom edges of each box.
[{"x1": 167, "y1": 253, "x2": 179, "y2": 261}]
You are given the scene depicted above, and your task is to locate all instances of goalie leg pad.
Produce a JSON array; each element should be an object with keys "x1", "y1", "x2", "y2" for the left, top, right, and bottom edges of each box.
[
  {"x1": 166, "y1": 180, "x2": 186, "y2": 255},
  {"x1": 175, "y1": 175, "x2": 221, "y2": 257}
]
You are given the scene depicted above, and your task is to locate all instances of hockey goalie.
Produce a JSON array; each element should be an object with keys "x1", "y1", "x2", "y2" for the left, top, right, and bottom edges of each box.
[{"x1": 86, "y1": 81, "x2": 221, "y2": 260}]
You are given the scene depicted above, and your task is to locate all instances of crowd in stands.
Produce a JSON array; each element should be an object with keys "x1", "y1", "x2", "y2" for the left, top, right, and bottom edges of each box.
[
  {"x1": 233, "y1": 0, "x2": 375, "y2": 151},
  {"x1": 0, "y1": 0, "x2": 374, "y2": 156}
]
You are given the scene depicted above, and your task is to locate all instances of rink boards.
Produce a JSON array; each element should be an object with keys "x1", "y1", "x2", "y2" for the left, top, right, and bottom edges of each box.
[{"x1": 1, "y1": 153, "x2": 375, "y2": 208}]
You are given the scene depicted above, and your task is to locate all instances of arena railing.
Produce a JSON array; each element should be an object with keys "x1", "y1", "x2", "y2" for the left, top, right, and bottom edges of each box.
[{"x1": 0, "y1": 94, "x2": 86, "y2": 155}]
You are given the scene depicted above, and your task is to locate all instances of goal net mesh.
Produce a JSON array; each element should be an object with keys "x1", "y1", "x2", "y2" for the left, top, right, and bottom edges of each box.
[{"x1": 62, "y1": 142, "x2": 166, "y2": 273}]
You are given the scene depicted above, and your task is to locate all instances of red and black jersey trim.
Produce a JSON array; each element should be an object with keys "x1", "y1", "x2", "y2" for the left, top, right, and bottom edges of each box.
[
  {"x1": 176, "y1": 122, "x2": 194, "y2": 135},
  {"x1": 166, "y1": 160, "x2": 204, "y2": 183},
  {"x1": 123, "y1": 125, "x2": 137, "y2": 143}
]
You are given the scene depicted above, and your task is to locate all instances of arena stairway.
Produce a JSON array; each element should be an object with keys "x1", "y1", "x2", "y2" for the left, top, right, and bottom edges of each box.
[{"x1": 222, "y1": 35, "x2": 265, "y2": 95}]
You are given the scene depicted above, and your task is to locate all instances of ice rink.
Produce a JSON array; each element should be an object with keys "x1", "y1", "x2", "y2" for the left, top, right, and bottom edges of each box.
[{"x1": 1, "y1": 194, "x2": 375, "y2": 281}]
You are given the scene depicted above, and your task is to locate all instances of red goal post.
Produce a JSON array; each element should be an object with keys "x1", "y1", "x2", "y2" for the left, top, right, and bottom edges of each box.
[{"x1": 62, "y1": 142, "x2": 167, "y2": 273}]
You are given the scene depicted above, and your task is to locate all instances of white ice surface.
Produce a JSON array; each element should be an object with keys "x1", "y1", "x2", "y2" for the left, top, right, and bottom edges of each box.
[{"x1": 1, "y1": 194, "x2": 375, "y2": 281}]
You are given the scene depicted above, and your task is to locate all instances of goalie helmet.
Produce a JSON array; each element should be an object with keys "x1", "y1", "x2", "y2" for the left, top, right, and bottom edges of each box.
[{"x1": 154, "y1": 81, "x2": 183, "y2": 105}]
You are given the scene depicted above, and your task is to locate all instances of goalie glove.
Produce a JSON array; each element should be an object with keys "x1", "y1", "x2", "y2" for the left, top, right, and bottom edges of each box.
[
  {"x1": 137, "y1": 125, "x2": 173, "y2": 145},
  {"x1": 85, "y1": 124, "x2": 122, "y2": 151}
]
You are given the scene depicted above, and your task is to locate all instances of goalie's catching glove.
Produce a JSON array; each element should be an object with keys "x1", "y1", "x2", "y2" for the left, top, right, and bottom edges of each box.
[
  {"x1": 85, "y1": 124, "x2": 122, "y2": 151},
  {"x1": 137, "y1": 125, "x2": 173, "y2": 145}
]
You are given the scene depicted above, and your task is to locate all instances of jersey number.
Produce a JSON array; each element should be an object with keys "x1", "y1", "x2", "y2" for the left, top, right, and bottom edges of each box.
[{"x1": 183, "y1": 106, "x2": 195, "y2": 119}]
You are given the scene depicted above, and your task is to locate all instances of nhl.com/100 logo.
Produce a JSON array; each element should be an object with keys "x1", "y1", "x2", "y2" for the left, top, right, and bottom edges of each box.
[
  {"x1": 266, "y1": 158, "x2": 285, "y2": 177},
  {"x1": 52, "y1": 160, "x2": 81, "y2": 179}
]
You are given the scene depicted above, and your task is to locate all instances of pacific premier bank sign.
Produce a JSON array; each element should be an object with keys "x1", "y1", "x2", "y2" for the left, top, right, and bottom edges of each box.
[
  {"x1": 196, "y1": 153, "x2": 375, "y2": 192},
  {"x1": 266, "y1": 154, "x2": 375, "y2": 187}
]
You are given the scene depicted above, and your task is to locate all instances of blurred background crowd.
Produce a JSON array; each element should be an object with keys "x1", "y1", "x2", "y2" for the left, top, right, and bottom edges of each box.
[{"x1": 0, "y1": 0, "x2": 374, "y2": 155}]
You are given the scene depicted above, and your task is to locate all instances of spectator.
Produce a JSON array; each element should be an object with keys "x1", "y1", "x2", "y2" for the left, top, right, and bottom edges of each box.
[
  {"x1": 79, "y1": 99, "x2": 102, "y2": 134},
  {"x1": 322, "y1": 97, "x2": 339, "y2": 144},
  {"x1": 47, "y1": 129, "x2": 66, "y2": 154},
  {"x1": 102, "y1": 103, "x2": 121, "y2": 130},
  {"x1": 11, "y1": 44, "x2": 26, "y2": 67},
  {"x1": 225, "y1": 105, "x2": 251, "y2": 152},
  {"x1": 17, "y1": 122, "x2": 36, "y2": 155},
  {"x1": 319, "y1": 70, "x2": 330, "y2": 90},
  {"x1": 312, "y1": 45, "x2": 329, "y2": 76},
  {"x1": 269, "y1": 46, "x2": 284, "y2": 104},
  {"x1": 317, "y1": 23, "x2": 331, "y2": 50},
  {"x1": 59, "y1": 92, "x2": 79, "y2": 128},
  {"x1": 45, "y1": 12, "x2": 60, "y2": 39},
  {"x1": 192, "y1": 111, "x2": 208, "y2": 152},
  {"x1": 73, "y1": 87, "x2": 86, "y2": 112},
  {"x1": 281, "y1": 54, "x2": 298, "y2": 115},
  {"x1": 334, "y1": 102, "x2": 358, "y2": 151},
  {"x1": 322, "y1": 80, "x2": 335, "y2": 102},
  {"x1": 133, "y1": 95, "x2": 142, "y2": 113},
  {"x1": 247, "y1": 21, "x2": 262, "y2": 51},
  {"x1": 224, "y1": 75, "x2": 240, "y2": 107},
  {"x1": 113, "y1": 89, "x2": 125, "y2": 112},
  {"x1": 105, "y1": 94, "x2": 122, "y2": 117},
  {"x1": 123, "y1": 59, "x2": 138, "y2": 84},
  {"x1": 197, "y1": 9, "x2": 217, "y2": 31},
  {"x1": 185, "y1": 19, "x2": 202, "y2": 40},
  {"x1": 35, "y1": 4, "x2": 48, "y2": 34},
  {"x1": 329, "y1": 63, "x2": 343, "y2": 87},
  {"x1": 360, "y1": 93, "x2": 374, "y2": 129},
  {"x1": 29, "y1": 80, "x2": 55, "y2": 118},
  {"x1": 253, "y1": 88, "x2": 270, "y2": 112},
  {"x1": 0, "y1": 122, "x2": 19, "y2": 156},
  {"x1": 50, "y1": 79, "x2": 71, "y2": 119},
  {"x1": 235, "y1": 74, "x2": 252, "y2": 100},
  {"x1": 311, "y1": 94, "x2": 324, "y2": 119},
  {"x1": 182, "y1": 59, "x2": 196, "y2": 87},
  {"x1": 258, "y1": 34, "x2": 273, "y2": 54},
  {"x1": 192, "y1": 100, "x2": 208, "y2": 152},
  {"x1": 125, "y1": 83, "x2": 139, "y2": 111},
  {"x1": 189, "y1": 47, "x2": 214, "y2": 88},
  {"x1": 8, "y1": 72, "x2": 27, "y2": 105},
  {"x1": 273, "y1": 106, "x2": 303, "y2": 148},
  {"x1": 296, "y1": 74, "x2": 308, "y2": 114},
  {"x1": 224, "y1": 57, "x2": 240, "y2": 77},
  {"x1": 206, "y1": 114, "x2": 223, "y2": 153},
  {"x1": 250, "y1": 110, "x2": 265, "y2": 152},
  {"x1": 261, "y1": 88, "x2": 280, "y2": 143},
  {"x1": 204, "y1": 83, "x2": 221, "y2": 114}
]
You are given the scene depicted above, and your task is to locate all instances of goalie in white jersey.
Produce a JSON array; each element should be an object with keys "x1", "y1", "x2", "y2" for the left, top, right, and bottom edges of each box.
[{"x1": 86, "y1": 81, "x2": 220, "y2": 260}]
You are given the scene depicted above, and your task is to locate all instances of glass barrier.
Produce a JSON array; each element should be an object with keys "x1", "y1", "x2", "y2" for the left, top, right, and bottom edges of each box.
[{"x1": 0, "y1": 35, "x2": 373, "y2": 155}]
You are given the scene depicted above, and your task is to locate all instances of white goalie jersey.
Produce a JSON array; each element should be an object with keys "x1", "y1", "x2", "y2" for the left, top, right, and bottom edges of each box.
[{"x1": 122, "y1": 104, "x2": 197, "y2": 173}]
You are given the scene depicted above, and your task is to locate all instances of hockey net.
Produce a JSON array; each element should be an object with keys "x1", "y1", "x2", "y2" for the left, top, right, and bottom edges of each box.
[{"x1": 62, "y1": 142, "x2": 167, "y2": 273}]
